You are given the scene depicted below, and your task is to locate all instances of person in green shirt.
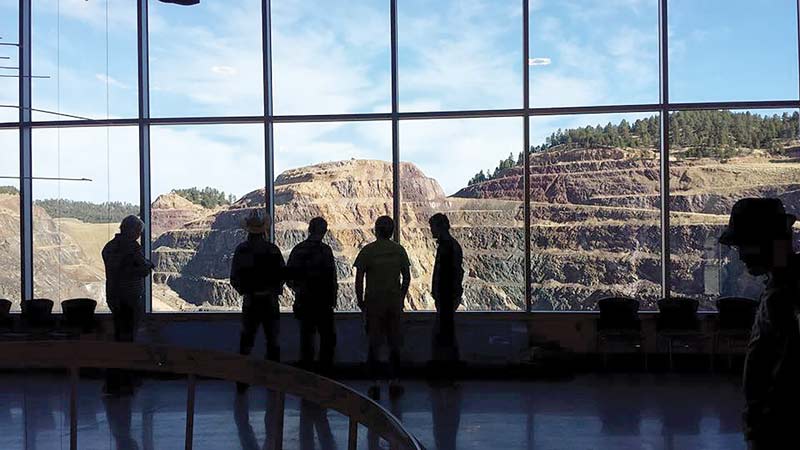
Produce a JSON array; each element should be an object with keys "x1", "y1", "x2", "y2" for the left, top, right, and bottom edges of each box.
[{"x1": 354, "y1": 216, "x2": 411, "y2": 400}]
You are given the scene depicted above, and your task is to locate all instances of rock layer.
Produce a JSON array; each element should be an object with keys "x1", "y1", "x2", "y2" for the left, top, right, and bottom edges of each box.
[{"x1": 151, "y1": 160, "x2": 524, "y2": 311}]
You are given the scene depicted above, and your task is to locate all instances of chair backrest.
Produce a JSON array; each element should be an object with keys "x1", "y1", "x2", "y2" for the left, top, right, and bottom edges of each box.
[
  {"x1": 716, "y1": 296, "x2": 758, "y2": 331},
  {"x1": 61, "y1": 298, "x2": 97, "y2": 329},
  {"x1": 0, "y1": 299, "x2": 12, "y2": 327},
  {"x1": 21, "y1": 298, "x2": 54, "y2": 327},
  {"x1": 657, "y1": 297, "x2": 700, "y2": 331},
  {"x1": 597, "y1": 297, "x2": 640, "y2": 330},
  {"x1": 0, "y1": 299, "x2": 11, "y2": 317}
]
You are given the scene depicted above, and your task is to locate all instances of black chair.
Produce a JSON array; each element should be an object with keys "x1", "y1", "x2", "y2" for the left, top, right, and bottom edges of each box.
[
  {"x1": 714, "y1": 297, "x2": 757, "y2": 369},
  {"x1": 657, "y1": 297, "x2": 707, "y2": 370},
  {"x1": 60, "y1": 298, "x2": 98, "y2": 332},
  {"x1": 21, "y1": 298, "x2": 55, "y2": 331},
  {"x1": 0, "y1": 299, "x2": 13, "y2": 329},
  {"x1": 596, "y1": 297, "x2": 647, "y2": 370}
]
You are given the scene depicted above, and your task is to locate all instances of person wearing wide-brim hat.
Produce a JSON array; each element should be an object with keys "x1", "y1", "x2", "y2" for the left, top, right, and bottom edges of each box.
[
  {"x1": 719, "y1": 198, "x2": 800, "y2": 449},
  {"x1": 230, "y1": 210, "x2": 285, "y2": 392}
]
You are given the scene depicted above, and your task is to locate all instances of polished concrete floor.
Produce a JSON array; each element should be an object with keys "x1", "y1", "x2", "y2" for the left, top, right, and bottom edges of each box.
[{"x1": 0, "y1": 373, "x2": 746, "y2": 450}]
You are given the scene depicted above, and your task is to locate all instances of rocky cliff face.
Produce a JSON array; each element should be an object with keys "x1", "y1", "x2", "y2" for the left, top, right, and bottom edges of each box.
[
  {"x1": 456, "y1": 147, "x2": 800, "y2": 309},
  {"x1": 151, "y1": 192, "x2": 207, "y2": 238},
  {"x1": 151, "y1": 160, "x2": 525, "y2": 311},
  {"x1": 0, "y1": 194, "x2": 22, "y2": 308},
  {"x1": 0, "y1": 193, "x2": 107, "y2": 311}
]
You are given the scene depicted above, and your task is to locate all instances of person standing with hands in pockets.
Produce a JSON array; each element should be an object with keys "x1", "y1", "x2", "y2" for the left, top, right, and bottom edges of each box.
[{"x1": 354, "y1": 216, "x2": 411, "y2": 400}]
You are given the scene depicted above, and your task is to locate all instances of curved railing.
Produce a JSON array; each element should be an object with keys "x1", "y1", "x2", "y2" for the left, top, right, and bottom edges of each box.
[{"x1": 0, "y1": 341, "x2": 424, "y2": 450}]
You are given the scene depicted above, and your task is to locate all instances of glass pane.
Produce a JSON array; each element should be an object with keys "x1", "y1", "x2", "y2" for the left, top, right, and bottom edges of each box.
[
  {"x1": 669, "y1": 0, "x2": 799, "y2": 102},
  {"x1": 274, "y1": 121, "x2": 391, "y2": 312},
  {"x1": 669, "y1": 109, "x2": 800, "y2": 309},
  {"x1": 32, "y1": 0, "x2": 138, "y2": 121},
  {"x1": 398, "y1": 0, "x2": 523, "y2": 111},
  {"x1": 530, "y1": 0, "x2": 659, "y2": 107},
  {"x1": 0, "y1": 1, "x2": 19, "y2": 122},
  {"x1": 148, "y1": 0, "x2": 263, "y2": 117},
  {"x1": 272, "y1": 0, "x2": 390, "y2": 115},
  {"x1": 150, "y1": 124, "x2": 265, "y2": 311},
  {"x1": 32, "y1": 126, "x2": 139, "y2": 312},
  {"x1": 528, "y1": 113, "x2": 662, "y2": 311},
  {"x1": 401, "y1": 117, "x2": 525, "y2": 311},
  {"x1": 0, "y1": 130, "x2": 20, "y2": 310}
]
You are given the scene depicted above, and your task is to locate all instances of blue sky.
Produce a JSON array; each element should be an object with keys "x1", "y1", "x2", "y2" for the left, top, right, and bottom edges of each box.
[{"x1": 1, "y1": 0, "x2": 799, "y2": 203}]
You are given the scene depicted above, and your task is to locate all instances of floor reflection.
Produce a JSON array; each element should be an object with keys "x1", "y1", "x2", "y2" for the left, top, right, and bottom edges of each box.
[
  {"x1": 430, "y1": 384, "x2": 461, "y2": 450},
  {"x1": 299, "y1": 399, "x2": 337, "y2": 450},
  {"x1": 103, "y1": 394, "x2": 139, "y2": 450},
  {"x1": 0, "y1": 373, "x2": 746, "y2": 450}
]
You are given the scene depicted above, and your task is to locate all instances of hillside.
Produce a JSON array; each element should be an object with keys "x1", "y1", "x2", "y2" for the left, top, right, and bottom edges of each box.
[
  {"x1": 456, "y1": 144, "x2": 800, "y2": 308},
  {"x1": 151, "y1": 160, "x2": 525, "y2": 311}
]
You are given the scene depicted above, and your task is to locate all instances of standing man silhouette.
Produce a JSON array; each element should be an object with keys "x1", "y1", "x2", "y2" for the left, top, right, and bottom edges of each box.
[
  {"x1": 102, "y1": 215, "x2": 154, "y2": 395},
  {"x1": 719, "y1": 198, "x2": 800, "y2": 450},
  {"x1": 287, "y1": 217, "x2": 338, "y2": 373},
  {"x1": 429, "y1": 213, "x2": 464, "y2": 367},
  {"x1": 230, "y1": 211, "x2": 285, "y2": 392},
  {"x1": 354, "y1": 216, "x2": 411, "y2": 400}
]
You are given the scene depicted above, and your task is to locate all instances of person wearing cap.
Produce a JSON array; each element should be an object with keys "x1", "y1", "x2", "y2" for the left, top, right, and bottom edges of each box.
[
  {"x1": 354, "y1": 216, "x2": 411, "y2": 400},
  {"x1": 230, "y1": 210, "x2": 285, "y2": 389},
  {"x1": 429, "y1": 213, "x2": 464, "y2": 367},
  {"x1": 719, "y1": 198, "x2": 800, "y2": 449},
  {"x1": 102, "y1": 214, "x2": 155, "y2": 395},
  {"x1": 286, "y1": 217, "x2": 338, "y2": 372}
]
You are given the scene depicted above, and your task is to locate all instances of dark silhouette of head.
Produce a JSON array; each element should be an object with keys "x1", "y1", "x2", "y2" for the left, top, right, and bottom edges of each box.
[
  {"x1": 308, "y1": 216, "x2": 328, "y2": 240},
  {"x1": 374, "y1": 216, "x2": 394, "y2": 240},
  {"x1": 719, "y1": 198, "x2": 796, "y2": 276},
  {"x1": 243, "y1": 210, "x2": 268, "y2": 237},
  {"x1": 429, "y1": 213, "x2": 451, "y2": 239},
  {"x1": 119, "y1": 215, "x2": 143, "y2": 241}
]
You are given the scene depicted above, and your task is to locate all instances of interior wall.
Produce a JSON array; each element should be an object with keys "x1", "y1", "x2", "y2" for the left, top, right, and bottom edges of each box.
[{"x1": 119, "y1": 312, "x2": 723, "y2": 366}]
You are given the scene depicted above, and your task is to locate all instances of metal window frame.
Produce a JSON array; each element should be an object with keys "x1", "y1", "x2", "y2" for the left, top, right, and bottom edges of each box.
[
  {"x1": 8, "y1": 0, "x2": 800, "y2": 313},
  {"x1": 137, "y1": 0, "x2": 153, "y2": 312}
]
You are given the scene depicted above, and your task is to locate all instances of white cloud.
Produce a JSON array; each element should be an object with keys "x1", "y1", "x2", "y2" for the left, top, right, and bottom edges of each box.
[
  {"x1": 397, "y1": 0, "x2": 522, "y2": 110},
  {"x1": 210, "y1": 65, "x2": 238, "y2": 76},
  {"x1": 150, "y1": 125, "x2": 265, "y2": 200},
  {"x1": 95, "y1": 73, "x2": 129, "y2": 90},
  {"x1": 529, "y1": 58, "x2": 552, "y2": 66},
  {"x1": 531, "y1": 0, "x2": 659, "y2": 106},
  {"x1": 401, "y1": 118, "x2": 522, "y2": 196},
  {"x1": 32, "y1": 127, "x2": 140, "y2": 204},
  {"x1": 273, "y1": 122, "x2": 391, "y2": 177},
  {"x1": 33, "y1": 0, "x2": 137, "y2": 32},
  {"x1": 271, "y1": 0, "x2": 391, "y2": 114}
]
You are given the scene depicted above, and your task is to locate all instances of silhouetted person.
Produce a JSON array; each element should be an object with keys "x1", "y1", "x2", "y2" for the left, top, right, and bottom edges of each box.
[
  {"x1": 299, "y1": 399, "x2": 337, "y2": 450},
  {"x1": 431, "y1": 383, "x2": 462, "y2": 450},
  {"x1": 230, "y1": 211, "x2": 285, "y2": 392},
  {"x1": 287, "y1": 217, "x2": 338, "y2": 372},
  {"x1": 429, "y1": 213, "x2": 464, "y2": 367},
  {"x1": 354, "y1": 216, "x2": 411, "y2": 400},
  {"x1": 719, "y1": 198, "x2": 800, "y2": 450},
  {"x1": 368, "y1": 388, "x2": 404, "y2": 450},
  {"x1": 102, "y1": 215, "x2": 154, "y2": 395},
  {"x1": 233, "y1": 395, "x2": 259, "y2": 450},
  {"x1": 103, "y1": 394, "x2": 139, "y2": 450}
]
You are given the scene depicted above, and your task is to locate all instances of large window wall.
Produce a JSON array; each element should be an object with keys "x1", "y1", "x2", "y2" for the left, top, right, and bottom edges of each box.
[{"x1": 3, "y1": 0, "x2": 800, "y2": 313}]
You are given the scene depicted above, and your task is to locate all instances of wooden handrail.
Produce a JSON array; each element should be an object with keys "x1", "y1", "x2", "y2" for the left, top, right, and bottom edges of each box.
[{"x1": 0, "y1": 341, "x2": 423, "y2": 450}]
